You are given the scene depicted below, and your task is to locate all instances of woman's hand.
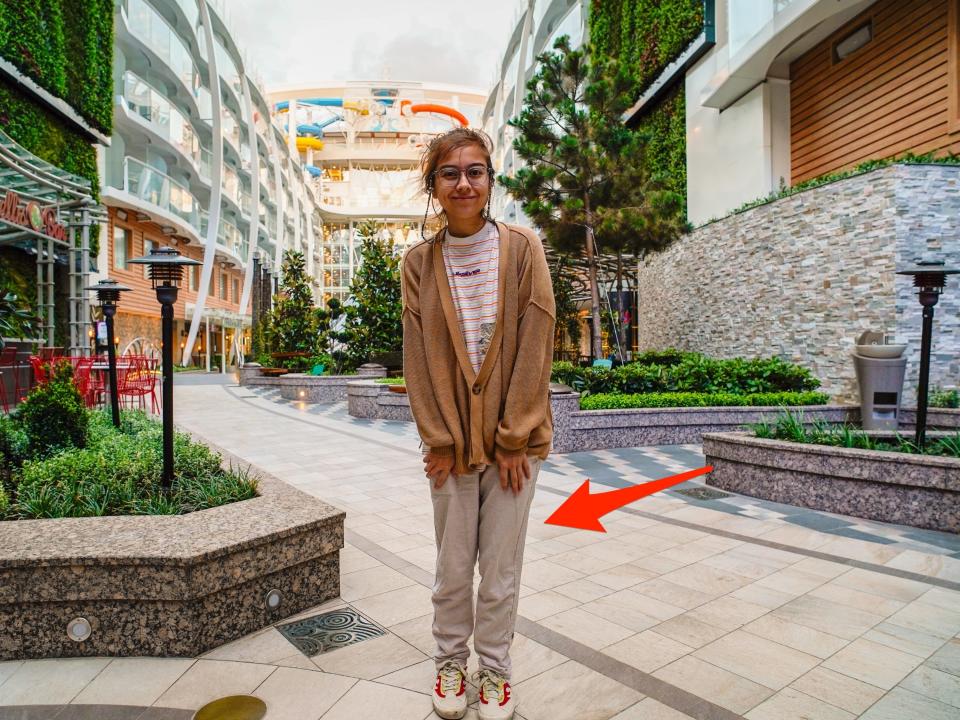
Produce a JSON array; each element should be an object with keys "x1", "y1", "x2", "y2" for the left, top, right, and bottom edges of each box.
[
  {"x1": 424, "y1": 452, "x2": 456, "y2": 489},
  {"x1": 495, "y1": 450, "x2": 530, "y2": 495}
]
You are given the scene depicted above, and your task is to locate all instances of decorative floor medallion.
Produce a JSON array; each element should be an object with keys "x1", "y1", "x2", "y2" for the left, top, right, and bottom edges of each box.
[{"x1": 277, "y1": 607, "x2": 387, "y2": 656}]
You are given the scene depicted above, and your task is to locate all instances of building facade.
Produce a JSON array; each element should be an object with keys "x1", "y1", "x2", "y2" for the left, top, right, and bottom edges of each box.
[
  {"x1": 269, "y1": 81, "x2": 486, "y2": 303},
  {"x1": 103, "y1": 0, "x2": 320, "y2": 368}
]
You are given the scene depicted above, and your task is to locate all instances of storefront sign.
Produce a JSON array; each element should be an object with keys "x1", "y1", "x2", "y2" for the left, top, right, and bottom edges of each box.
[{"x1": 0, "y1": 190, "x2": 67, "y2": 242}]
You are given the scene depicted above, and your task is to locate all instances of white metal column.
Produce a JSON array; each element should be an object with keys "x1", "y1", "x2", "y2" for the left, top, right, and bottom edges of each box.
[{"x1": 182, "y1": 0, "x2": 224, "y2": 366}]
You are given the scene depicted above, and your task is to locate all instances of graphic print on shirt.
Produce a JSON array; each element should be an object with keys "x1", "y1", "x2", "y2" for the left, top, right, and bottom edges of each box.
[{"x1": 442, "y1": 222, "x2": 500, "y2": 373}]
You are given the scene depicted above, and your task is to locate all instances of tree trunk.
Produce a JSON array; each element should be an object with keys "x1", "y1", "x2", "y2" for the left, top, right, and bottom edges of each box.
[
  {"x1": 615, "y1": 250, "x2": 624, "y2": 362},
  {"x1": 584, "y1": 222, "x2": 603, "y2": 362}
]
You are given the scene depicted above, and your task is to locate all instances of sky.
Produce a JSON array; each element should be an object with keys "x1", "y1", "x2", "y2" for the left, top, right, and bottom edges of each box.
[{"x1": 223, "y1": 0, "x2": 521, "y2": 94}]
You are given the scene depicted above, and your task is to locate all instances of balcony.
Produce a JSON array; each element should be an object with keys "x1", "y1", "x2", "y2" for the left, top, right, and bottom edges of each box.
[
  {"x1": 122, "y1": 71, "x2": 210, "y2": 180},
  {"x1": 119, "y1": 156, "x2": 201, "y2": 231},
  {"x1": 123, "y1": 0, "x2": 199, "y2": 104},
  {"x1": 218, "y1": 218, "x2": 248, "y2": 263}
]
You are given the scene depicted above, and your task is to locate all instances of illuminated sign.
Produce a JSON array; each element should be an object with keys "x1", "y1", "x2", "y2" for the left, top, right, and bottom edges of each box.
[{"x1": 0, "y1": 190, "x2": 68, "y2": 242}]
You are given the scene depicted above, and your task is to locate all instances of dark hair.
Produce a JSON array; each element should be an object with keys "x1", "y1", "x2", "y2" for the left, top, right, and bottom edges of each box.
[
  {"x1": 420, "y1": 127, "x2": 494, "y2": 194},
  {"x1": 419, "y1": 128, "x2": 495, "y2": 240}
]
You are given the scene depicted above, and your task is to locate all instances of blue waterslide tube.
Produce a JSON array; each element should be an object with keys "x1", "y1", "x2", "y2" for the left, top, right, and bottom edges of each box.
[
  {"x1": 305, "y1": 165, "x2": 323, "y2": 177},
  {"x1": 275, "y1": 98, "x2": 345, "y2": 112},
  {"x1": 297, "y1": 116, "x2": 343, "y2": 137}
]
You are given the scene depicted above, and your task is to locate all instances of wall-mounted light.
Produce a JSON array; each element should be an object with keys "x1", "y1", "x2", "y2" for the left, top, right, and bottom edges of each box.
[
  {"x1": 115, "y1": 209, "x2": 128, "y2": 221},
  {"x1": 834, "y1": 22, "x2": 872, "y2": 62}
]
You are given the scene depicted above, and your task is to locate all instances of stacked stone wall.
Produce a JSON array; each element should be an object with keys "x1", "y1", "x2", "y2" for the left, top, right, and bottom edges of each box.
[{"x1": 637, "y1": 164, "x2": 960, "y2": 402}]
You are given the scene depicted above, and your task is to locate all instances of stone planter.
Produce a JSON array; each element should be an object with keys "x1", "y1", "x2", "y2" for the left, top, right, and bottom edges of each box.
[
  {"x1": 347, "y1": 380, "x2": 413, "y2": 421},
  {"x1": 0, "y1": 445, "x2": 344, "y2": 660},
  {"x1": 550, "y1": 394, "x2": 859, "y2": 452},
  {"x1": 703, "y1": 432, "x2": 960, "y2": 532}
]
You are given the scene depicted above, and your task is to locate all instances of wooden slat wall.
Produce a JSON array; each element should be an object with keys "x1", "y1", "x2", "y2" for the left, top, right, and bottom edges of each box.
[
  {"x1": 790, "y1": 0, "x2": 960, "y2": 183},
  {"x1": 106, "y1": 209, "x2": 246, "y2": 324}
]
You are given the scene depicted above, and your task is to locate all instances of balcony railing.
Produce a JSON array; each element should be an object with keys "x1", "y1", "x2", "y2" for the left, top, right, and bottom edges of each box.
[
  {"x1": 218, "y1": 218, "x2": 248, "y2": 260},
  {"x1": 122, "y1": 71, "x2": 210, "y2": 177},
  {"x1": 125, "y1": 0, "x2": 198, "y2": 96},
  {"x1": 122, "y1": 156, "x2": 200, "y2": 231}
]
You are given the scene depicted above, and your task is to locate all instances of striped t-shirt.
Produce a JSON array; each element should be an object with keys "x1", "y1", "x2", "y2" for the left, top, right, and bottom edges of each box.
[{"x1": 442, "y1": 222, "x2": 499, "y2": 373}]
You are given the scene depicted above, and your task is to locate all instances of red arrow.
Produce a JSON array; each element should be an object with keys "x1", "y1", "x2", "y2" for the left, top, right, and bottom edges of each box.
[{"x1": 545, "y1": 466, "x2": 714, "y2": 532}]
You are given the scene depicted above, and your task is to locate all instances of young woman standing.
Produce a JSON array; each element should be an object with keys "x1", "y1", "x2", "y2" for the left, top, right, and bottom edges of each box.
[{"x1": 401, "y1": 128, "x2": 555, "y2": 720}]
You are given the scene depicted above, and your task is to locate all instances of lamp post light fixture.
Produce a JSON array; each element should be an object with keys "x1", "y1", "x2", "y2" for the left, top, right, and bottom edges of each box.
[
  {"x1": 84, "y1": 279, "x2": 131, "y2": 429},
  {"x1": 129, "y1": 247, "x2": 201, "y2": 488},
  {"x1": 895, "y1": 259, "x2": 959, "y2": 448}
]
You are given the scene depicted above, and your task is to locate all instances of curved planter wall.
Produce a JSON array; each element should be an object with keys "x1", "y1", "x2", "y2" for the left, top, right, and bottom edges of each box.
[
  {"x1": 703, "y1": 432, "x2": 960, "y2": 532},
  {"x1": 0, "y1": 438, "x2": 344, "y2": 660}
]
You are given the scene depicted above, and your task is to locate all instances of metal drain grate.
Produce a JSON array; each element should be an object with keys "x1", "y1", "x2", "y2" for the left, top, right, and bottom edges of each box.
[
  {"x1": 277, "y1": 607, "x2": 387, "y2": 657},
  {"x1": 676, "y1": 486, "x2": 732, "y2": 500}
]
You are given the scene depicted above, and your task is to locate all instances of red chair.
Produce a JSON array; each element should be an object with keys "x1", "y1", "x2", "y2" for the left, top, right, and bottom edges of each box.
[
  {"x1": 119, "y1": 356, "x2": 160, "y2": 414},
  {"x1": 28, "y1": 355, "x2": 50, "y2": 387}
]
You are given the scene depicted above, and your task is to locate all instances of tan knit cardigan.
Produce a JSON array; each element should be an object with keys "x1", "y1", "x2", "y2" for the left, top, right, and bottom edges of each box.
[{"x1": 401, "y1": 221, "x2": 556, "y2": 476}]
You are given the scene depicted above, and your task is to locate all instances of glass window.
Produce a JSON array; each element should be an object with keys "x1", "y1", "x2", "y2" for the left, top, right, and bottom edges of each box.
[
  {"x1": 142, "y1": 239, "x2": 154, "y2": 279},
  {"x1": 219, "y1": 272, "x2": 227, "y2": 300},
  {"x1": 188, "y1": 264, "x2": 198, "y2": 292},
  {"x1": 232, "y1": 278, "x2": 240, "y2": 302},
  {"x1": 113, "y1": 227, "x2": 130, "y2": 270}
]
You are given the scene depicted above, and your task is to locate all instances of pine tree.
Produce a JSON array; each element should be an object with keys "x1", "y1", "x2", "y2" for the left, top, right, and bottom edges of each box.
[
  {"x1": 501, "y1": 36, "x2": 685, "y2": 360},
  {"x1": 267, "y1": 250, "x2": 318, "y2": 365},
  {"x1": 336, "y1": 221, "x2": 402, "y2": 370}
]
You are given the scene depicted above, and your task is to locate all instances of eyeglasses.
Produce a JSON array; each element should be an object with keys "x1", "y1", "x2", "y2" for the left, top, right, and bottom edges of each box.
[{"x1": 433, "y1": 165, "x2": 492, "y2": 186}]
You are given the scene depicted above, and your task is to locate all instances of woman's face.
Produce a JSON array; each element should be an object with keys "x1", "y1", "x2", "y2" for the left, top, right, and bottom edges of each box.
[{"x1": 432, "y1": 144, "x2": 491, "y2": 226}]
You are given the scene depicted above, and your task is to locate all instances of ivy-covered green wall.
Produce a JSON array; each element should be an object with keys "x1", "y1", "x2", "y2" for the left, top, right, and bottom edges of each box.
[
  {"x1": 0, "y1": 0, "x2": 114, "y2": 133},
  {"x1": 590, "y1": 0, "x2": 703, "y2": 219}
]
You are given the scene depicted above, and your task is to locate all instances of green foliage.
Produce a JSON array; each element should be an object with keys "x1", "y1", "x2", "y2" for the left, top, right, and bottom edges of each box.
[
  {"x1": 331, "y1": 222, "x2": 402, "y2": 371},
  {"x1": 374, "y1": 376, "x2": 405, "y2": 385},
  {"x1": 720, "y1": 152, "x2": 960, "y2": 222},
  {"x1": 0, "y1": 483, "x2": 7, "y2": 517},
  {"x1": 589, "y1": 0, "x2": 704, "y2": 219},
  {"x1": 503, "y1": 36, "x2": 686, "y2": 358},
  {"x1": 0, "y1": 289, "x2": 37, "y2": 349},
  {"x1": 267, "y1": 251, "x2": 320, "y2": 367},
  {"x1": 15, "y1": 361, "x2": 87, "y2": 458},
  {"x1": 930, "y1": 387, "x2": 960, "y2": 409},
  {"x1": 582, "y1": 391, "x2": 829, "y2": 410},
  {"x1": 0, "y1": 414, "x2": 27, "y2": 498},
  {"x1": 0, "y1": 0, "x2": 113, "y2": 132},
  {"x1": 551, "y1": 351, "x2": 821, "y2": 397},
  {"x1": 9, "y1": 410, "x2": 259, "y2": 519},
  {"x1": 752, "y1": 410, "x2": 960, "y2": 459}
]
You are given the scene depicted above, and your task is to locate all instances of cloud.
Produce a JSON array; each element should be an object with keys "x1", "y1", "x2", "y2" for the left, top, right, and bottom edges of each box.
[{"x1": 224, "y1": 0, "x2": 516, "y2": 91}]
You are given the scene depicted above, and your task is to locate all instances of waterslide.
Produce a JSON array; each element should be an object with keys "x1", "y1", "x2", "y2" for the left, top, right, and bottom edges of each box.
[
  {"x1": 276, "y1": 95, "x2": 469, "y2": 171},
  {"x1": 399, "y1": 100, "x2": 468, "y2": 127}
]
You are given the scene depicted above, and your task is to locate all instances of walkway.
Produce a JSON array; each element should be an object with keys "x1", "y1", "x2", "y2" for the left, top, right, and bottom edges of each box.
[{"x1": 1, "y1": 377, "x2": 959, "y2": 719}]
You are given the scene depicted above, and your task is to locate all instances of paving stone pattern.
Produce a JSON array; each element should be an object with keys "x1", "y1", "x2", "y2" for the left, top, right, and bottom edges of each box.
[{"x1": 2, "y1": 381, "x2": 959, "y2": 719}]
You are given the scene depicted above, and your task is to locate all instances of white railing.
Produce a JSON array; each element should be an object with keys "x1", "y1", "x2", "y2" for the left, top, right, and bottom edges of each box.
[{"x1": 122, "y1": 156, "x2": 200, "y2": 230}]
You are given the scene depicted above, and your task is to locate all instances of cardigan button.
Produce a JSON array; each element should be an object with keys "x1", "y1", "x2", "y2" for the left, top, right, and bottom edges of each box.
[{"x1": 472, "y1": 385, "x2": 481, "y2": 395}]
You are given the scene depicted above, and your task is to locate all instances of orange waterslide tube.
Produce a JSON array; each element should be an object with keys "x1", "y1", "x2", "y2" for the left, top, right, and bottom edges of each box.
[{"x1": 400, "y1": 100, "x2": 468, "y2": 127}]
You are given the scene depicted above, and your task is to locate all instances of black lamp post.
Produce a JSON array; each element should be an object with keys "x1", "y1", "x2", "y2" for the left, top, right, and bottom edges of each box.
[
  {"x1": 129, "y1": 247, "x2": 201, "y2": 488},
  {"x1": 84, "y1": 279, "x2": 131, "y2": 428},
  {"x1": 896, "y1": 259, "x2": 959, "y2": 448}
]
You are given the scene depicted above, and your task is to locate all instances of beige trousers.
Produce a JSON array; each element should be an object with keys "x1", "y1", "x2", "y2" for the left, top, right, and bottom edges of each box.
[{"x1": 430, "y1": 458, "x2": 540, "y2": 679}]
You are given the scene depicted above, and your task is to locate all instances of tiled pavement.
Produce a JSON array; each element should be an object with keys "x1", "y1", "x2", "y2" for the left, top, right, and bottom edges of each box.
[{"x1": 2, "y1": 377, "x2": 959, "y2": 720}]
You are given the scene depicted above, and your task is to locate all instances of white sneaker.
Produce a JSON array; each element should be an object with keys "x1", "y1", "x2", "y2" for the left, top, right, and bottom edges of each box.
[
  {"x1": 475, "y1": 668, "x2": 515, "y2": 720},
  {"x1": 432, "y1": 660, "x2": 468, "y2": 719}
]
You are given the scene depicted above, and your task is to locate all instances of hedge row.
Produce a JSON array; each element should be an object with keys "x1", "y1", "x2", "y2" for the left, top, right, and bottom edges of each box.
[
  {"x1": 582, "y1": 391, "x2": 830, "y2": 410},
  {"x1": 551, "y1": 351, "x2": 821, "y2": 397}
]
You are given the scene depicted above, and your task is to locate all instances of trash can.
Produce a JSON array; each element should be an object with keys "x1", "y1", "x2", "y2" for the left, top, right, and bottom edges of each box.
[{"x1": 852, "y1": 332, "x2": 907, "y2": 431}]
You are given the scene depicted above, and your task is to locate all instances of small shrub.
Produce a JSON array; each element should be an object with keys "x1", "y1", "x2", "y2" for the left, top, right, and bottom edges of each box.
[
  {"x1": 930, "y1": 387, "x2": 960, "y2": 409},
  {"x1": 0, "y1": 414, "x2": 27, "y2": 494},
  {"x1": 10, "y1": 410, "x2": 259, "y2": 519},
  {"x1": 375, "y1": 377, "x2": 405, "y2": 385},
  {"x1": 15, "y1": 361, "x2": 87, "y2": 457},
  {"x1": 0, "y1": 483, "x2": 8, "y2": 518}
]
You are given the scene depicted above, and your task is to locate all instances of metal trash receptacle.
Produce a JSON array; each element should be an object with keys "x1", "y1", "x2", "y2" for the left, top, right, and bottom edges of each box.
[{"x1": 852, "y1": 334, "x2": 907, "y2": 430}]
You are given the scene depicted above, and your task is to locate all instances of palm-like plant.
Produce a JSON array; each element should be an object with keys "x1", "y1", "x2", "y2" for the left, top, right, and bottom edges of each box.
[{"x1": 0, "y1": 291, "x2": 37, "y2": 350}]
